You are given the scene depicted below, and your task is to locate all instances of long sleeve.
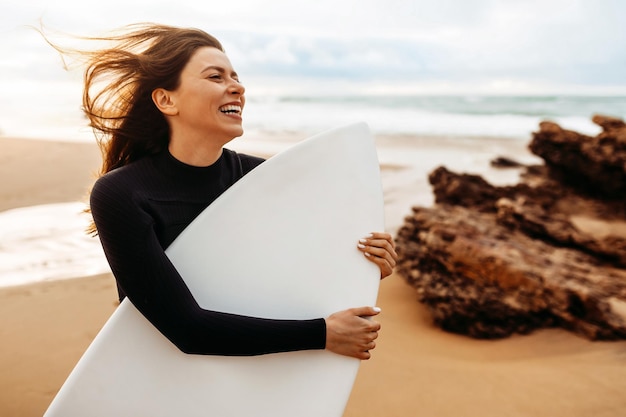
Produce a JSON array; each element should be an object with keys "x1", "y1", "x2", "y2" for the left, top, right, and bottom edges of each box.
[{"x1": 90, "y1": 149, "x2": 326, "y2": 356}]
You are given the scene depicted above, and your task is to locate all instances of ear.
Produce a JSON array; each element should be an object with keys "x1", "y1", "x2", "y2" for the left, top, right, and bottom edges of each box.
[{"x1": 151, "y1": 88, "x2": 178, "y2": 116}]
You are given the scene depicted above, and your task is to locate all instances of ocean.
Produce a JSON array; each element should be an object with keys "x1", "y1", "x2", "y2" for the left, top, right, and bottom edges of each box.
[
  {"x1": 243, "y1": 94, "x2": 625, "y2": 138},
  {"x1": 2, "y1": 89, "x2": 625, "y2": 141},
  {"x1": 2, "y1": 89, "x2": 626, "y2": 288}
]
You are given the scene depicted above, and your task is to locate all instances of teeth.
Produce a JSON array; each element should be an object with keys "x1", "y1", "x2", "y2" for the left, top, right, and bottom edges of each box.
[{"x1": 220, "y1": 105, "x2": 241, "y2": 114}]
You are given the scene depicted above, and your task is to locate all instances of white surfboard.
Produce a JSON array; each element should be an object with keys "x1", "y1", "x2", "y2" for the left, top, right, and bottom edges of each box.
[{"x1": 44, "y1": 122, "x2": 384, "y2": 417}]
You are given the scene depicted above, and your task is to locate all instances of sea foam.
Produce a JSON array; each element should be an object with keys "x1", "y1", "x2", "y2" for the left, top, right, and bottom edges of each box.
[{"x1": 0, "y1": 202, "x2": 110, "y2": 288}]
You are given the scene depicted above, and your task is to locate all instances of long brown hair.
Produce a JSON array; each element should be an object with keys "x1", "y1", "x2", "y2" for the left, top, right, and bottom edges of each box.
[
  {"x1": 44, "y1": 23, "x2": 224, "y2": 234},
  {"x1": 79, "y1": 23, "x2": 223, "y2": 171}
]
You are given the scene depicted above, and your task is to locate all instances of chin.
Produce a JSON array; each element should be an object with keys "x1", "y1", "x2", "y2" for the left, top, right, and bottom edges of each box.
[
  {"x1": 221, "y1": 127, "x2": 244, "y2": 145},
  {"x1": 232, "y1": 126, "x2": 244, "y2": 138}
]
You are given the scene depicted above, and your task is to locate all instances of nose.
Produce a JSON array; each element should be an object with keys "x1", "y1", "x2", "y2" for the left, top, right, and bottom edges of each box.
[{"x1": 229, "y1": 79, "x2": 245, "y2": 96}]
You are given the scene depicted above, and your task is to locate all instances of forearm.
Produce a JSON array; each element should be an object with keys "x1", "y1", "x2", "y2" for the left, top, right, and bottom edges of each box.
[
  {"x1": 94, "y1": 205, "x2": 326, "y2": 355},
  {"x1": 153, "y1": 303, "x2": 327, "y2": 356}
]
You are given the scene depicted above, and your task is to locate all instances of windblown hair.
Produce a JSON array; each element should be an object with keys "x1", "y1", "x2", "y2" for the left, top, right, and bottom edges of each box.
[
  {"x1": 43, "y1": 23, "x2": 224, "y2": 234},
  {"x1": 80, "y1": 23, "x2": 222, "y2": 171}
]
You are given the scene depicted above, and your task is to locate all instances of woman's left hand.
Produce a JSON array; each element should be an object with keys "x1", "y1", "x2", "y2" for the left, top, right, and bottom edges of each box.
[{"x1": 357, "y1": 232, "x2": 398, "y2": 279}]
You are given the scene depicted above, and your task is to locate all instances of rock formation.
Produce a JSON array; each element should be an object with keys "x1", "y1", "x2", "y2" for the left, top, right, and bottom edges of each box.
[
  {"x1": 395, "y1": 115, "x2": 626, "y2": 340},
  {"x1": 529, "y1": 115, "x2": 626, "y2": 198}
]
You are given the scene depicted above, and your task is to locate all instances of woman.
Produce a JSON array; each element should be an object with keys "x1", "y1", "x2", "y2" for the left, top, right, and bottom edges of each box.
[{"x1": 70, "y1": 23, "x2": 397, "y2": 360}]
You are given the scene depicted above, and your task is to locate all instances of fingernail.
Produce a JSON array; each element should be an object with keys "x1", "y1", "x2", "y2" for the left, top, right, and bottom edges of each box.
[
  {"x1": 364, "y1": 252, "x2": 371, "y2": 257},
  {"x1": 359, "y1": 239, "x2": 367, "y2": 243},
  {"x1": 373, "y1": 307, "x2": 381, "y2": 313},
  {"x1": 358, "y1": 243, "x2": 366, "y2": 249}
]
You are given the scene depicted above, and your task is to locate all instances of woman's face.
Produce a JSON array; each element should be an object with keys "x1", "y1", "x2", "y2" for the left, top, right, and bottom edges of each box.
[{"x1": 168, "y1": 46, "x2": 245, "y2": 143}]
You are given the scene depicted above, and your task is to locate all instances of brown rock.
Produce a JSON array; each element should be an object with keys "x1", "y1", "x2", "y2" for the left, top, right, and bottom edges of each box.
[
  {"x1": 395, "y1": 116, "x2": 626, "y2": 340},
  {"x1": 396, "y1": 205, "x2": 626, "y2": 340},
  {"x1": 529, "y1": 117, "x2": 626, "y2": 198},
  {"x1": 490, "y1": 156, "x2": 526, "y2": 168},
  {"x1": 592, "y1": 114, "x2": 626, "y2": 132}
]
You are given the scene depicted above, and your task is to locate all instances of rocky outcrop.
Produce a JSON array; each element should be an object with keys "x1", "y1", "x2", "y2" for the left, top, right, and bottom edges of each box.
[
  {"x1": 395, "y1": 115, "x2": 626, "y2": 340},
  {"x1": 528, "y1": 115, "x2": 626, "y2": 198}
]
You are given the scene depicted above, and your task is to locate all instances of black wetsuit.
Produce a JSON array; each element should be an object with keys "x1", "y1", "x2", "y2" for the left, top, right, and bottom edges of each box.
[{"x1": 90, "y1": 148, "x2": 326, "y2": 356}]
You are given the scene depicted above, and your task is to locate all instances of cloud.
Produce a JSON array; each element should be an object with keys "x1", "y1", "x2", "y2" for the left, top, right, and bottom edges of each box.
[
  {"x1": 3, "y1": 0, "x2": 625, "y2": 93},
  {"x1": 212, "y1": 0, "x2": 626, "y2": 91}
]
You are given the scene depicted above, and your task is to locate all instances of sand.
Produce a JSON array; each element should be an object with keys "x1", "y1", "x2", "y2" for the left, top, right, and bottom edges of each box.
[
  {"x1": 1, "y1": 134, "x2": 626, "y2": 417},
  {"x1": 0, "y1": 137, "x2": 101, "y2": 211}
]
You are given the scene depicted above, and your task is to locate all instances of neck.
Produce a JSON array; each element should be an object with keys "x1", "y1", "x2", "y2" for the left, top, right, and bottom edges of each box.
[{"x1": 168, "y1": 135, "x2": 226, "y2": 167}]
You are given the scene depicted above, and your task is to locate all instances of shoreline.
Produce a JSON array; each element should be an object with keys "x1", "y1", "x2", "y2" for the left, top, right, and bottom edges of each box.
[{"x1": 0, "y1": 132, "x2": 536, "y2": 289}]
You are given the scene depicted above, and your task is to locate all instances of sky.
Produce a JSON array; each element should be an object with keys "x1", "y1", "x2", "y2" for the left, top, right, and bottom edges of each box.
[{"x1": 1, "y1": 0, "x2": 625, "y2": 95}]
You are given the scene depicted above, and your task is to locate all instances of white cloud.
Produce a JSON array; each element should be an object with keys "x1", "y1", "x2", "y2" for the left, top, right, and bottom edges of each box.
[{"x1": 2, "y1": 0, "x2": 625, "y2": 93}]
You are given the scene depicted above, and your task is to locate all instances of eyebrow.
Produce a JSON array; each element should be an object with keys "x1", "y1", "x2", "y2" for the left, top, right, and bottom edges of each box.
[{"x1": 201, "y1": 65, "x2": 239, "y2": 78}]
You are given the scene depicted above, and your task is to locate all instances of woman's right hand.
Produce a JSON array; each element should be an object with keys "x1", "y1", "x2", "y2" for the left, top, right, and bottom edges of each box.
[{"x1": 325, "y1": 306, "x2": 381, "y2": 360}]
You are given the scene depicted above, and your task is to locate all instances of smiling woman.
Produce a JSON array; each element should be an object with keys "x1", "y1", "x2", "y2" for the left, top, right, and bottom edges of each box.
[
  {"x1": 152, "y1": 47, "x2": 246, "y2": 166},
  {"x1": 42, "y1": 22, "x2": 397, "y2": 363}
]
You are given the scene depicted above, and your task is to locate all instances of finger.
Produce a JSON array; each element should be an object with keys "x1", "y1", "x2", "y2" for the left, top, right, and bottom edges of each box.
[
  {"x1": 361, "y1": 245, "x2": 397, "y2": 265},
  {"x1": 357, "y1": 241, "x2": 397, "y2": 266},
  {"x1": 352, "y1": 306, "x2": 382, "y2": 318},
  {"x1": 361, "y1": 248, "x2": 397, "y2": 274},
  {"x1": 363, "y1": 253, "x2": 392, "y2": 272},
  {"x1": 359, "y1": 351, "x2": 372, "y2": 360},
  {"x1": 373, "y1": 239, "x2": 398, "y2": 261},
  {"x1": 358, "y1": 236, "x2": 398, "y2": 263},
  {"x1": 365, "y1": 232, "x2": 396, "y2": 250},
  {"x1": 362, "y1": 242, "x2": 396, "y2": 260},
  {"x1": 366, "y1": 232, "x2": 391, "y2": 240},
  {"x1": 360, "y1": 235, "x2": 394, "y2": 251}
]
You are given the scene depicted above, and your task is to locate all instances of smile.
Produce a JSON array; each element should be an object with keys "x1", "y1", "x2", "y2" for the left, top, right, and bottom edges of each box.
[{"x1": 219, "y1": 105, "x2": 242, "y2": 114}]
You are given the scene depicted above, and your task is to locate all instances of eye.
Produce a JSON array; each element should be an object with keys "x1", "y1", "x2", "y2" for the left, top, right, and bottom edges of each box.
[{"x1": 208, "y1": 74, "x2": 222, "y2": 80}]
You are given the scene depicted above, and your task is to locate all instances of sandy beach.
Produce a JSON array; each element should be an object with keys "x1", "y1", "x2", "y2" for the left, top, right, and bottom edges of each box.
[{"x1": 1, "y1": 134, "x2": 626, "y2": 417}]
